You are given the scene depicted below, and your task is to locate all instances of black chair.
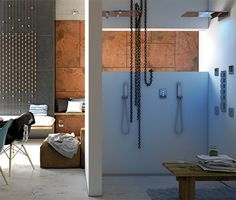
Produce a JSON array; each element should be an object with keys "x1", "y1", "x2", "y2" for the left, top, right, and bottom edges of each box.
[{"x1": 0, "y1": 112, "x2": 35, "y2": 176}]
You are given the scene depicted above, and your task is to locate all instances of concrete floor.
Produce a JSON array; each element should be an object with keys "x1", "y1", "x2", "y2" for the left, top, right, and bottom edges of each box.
[{"x1": 0, "y1": 140, "x2": 235, "y2": 200}]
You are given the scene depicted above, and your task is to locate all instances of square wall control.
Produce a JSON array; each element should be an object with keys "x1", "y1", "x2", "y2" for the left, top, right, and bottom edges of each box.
[
  {"x1": 214, "y1": 68, "x2": 219, "y2": 76},
  {"x1": 159, "y1": 88, "x2": 167, "y2": 98},
  {"x1": 229, "y1": 65, "x2": 234, "y2": 75},
  {"x1": 229, "y1": 108, "x2": 234, "y2": 118},
  {"x1": 214, "y1": 106, "x2": 219, "y2": 116}
]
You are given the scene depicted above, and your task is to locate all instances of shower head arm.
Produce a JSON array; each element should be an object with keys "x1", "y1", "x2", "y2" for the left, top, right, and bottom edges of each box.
[{"x1": 102, "y1": 10, "x2": 140, "y2": 19}]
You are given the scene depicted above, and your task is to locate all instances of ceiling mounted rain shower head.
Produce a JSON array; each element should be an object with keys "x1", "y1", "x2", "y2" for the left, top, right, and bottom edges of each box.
[{"x1": 181, "y1": 11, "x2": 229, "y2": 21}]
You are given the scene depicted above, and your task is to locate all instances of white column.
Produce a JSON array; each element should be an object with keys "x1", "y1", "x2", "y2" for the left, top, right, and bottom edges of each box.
[{"x1": 85, "y1": 0, "x2": 102, "y2": 196}]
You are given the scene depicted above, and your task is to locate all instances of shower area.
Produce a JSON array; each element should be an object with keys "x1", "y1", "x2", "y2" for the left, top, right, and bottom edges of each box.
[
  {"x1": 102, "y1": 0, "x2": 209, "y2": 174},
  {"x1": 102, "y1": 0, "x2": 236, "y2": 175},
  {"x1": 103, "y1": 72, "x2": 208, "y2": 174}
]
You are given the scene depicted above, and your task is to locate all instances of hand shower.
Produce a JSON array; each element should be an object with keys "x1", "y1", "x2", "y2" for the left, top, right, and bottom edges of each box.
[
  {"x1": 177, "y1": 82, "x2": 183, "y2": 99},
  {"x1": 123, "y1": 82, "x2": 128, "y2": 99},
  {"x1": 121, "y1": 82, "x2": 130, "y2": 134},
  {"x1": 175, "y1": 82, "x2": 183, "y2": 134}
]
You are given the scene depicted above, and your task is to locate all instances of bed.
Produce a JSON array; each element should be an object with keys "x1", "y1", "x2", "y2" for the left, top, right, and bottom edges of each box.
[{"x1": 0, "y1": 115, "x2": 55, "y2": 138}]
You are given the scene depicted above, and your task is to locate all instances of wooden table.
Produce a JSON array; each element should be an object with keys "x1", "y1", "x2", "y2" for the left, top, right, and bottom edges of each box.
[{"x1": 163, "y1": 162, "x2": 236, "y2": 200}]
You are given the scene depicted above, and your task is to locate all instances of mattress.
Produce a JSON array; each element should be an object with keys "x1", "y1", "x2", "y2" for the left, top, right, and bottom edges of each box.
[
  {"x1": 0, "y1": 115, "x2": 56, "y2": 139},
  {"x1": 0, "y1": 115, "x2": 55, "y2": 127}
]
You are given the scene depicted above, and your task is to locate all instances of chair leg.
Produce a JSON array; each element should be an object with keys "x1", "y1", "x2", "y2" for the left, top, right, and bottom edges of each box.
[
  {"x1": 9, "y1": 144, "x2": 13, "y2": 177},
  {"x1": 22, "y1": 144, "x2": 34, "y2": 170},
  {"x1": 0, "y1": 166, "x2": 8, "y2": 185}
]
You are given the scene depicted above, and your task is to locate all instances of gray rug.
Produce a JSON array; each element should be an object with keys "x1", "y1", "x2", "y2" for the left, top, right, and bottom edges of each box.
[{"x1": 147, "y1": 187, "x2": 236, "y2": 200}]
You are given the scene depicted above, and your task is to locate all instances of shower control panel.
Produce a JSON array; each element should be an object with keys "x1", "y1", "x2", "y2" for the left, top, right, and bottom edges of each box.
[
  {"x1": 159, "y1": 88, "x2": 167, "y2": 98},
  {"x1": 220, "y1": 71, "x2": 227, "y2": 112}
]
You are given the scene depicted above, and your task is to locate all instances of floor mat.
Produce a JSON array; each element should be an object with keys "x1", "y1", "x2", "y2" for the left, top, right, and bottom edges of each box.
[{"x1": 147, "y1": 187, "x2": 236, "y2": 200}]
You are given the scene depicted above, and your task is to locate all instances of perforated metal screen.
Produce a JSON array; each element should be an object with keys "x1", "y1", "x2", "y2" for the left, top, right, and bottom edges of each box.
[{"x1": 0, "y1": 0, "x2": 37, "y2": 114}]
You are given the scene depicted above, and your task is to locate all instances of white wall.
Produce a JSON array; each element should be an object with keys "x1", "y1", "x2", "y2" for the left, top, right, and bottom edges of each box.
[
  {"x1": 102, "y1": 0, "x2": 209, "y2": 29},
  {"x1": 56, "y1": 0, "x2": 84, "y2": 20},
  {"x1": 102, "y1": 72, "x2": 208, "y2": 174},
  {"x1": 199, "y1": 0, "x2": 236, "y2": 157},
  {"x1": 85, "y1": 0, "x2": 102, "y2": 196},
  {"x1": 55, "y1": 0, "x2": 209, "y2": 29}
]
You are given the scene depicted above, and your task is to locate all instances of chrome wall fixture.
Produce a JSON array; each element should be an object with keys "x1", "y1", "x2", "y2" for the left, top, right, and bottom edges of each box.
[
  {"x1": 102, "y1": 10, "x2": 140, "y2": 19},
  {"x1": 181, "y1": 11, "x2": 229, "y2": 21},
  {"x1": 220, "y1": 71, "x2": 227, "y2": 112},
  {"x1": 0, "y1": 0, "x2": 37, "y2": 114}
]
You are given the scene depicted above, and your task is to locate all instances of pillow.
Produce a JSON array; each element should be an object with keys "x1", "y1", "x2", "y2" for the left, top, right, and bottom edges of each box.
[
  {"x1": 55, "y1": 98, "x2": 69, "y2": 112},
  {"x1": 66, "y1": 101, "x2": 83, "y2": 113}
]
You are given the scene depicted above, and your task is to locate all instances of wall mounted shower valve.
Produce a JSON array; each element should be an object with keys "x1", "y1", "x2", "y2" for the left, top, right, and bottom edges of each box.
[
  {"x1": 229, "y1": 65, "x2": 234, "y2": 75},
  {"x1": 159, "y1": 88, "x2": 167, "y2": 98},
  {"x1": 214, "y1": 106, "x2": 219, "y2": 116},
  {"x1": 229, "y1": 108, "x2": 234, "y2": 118}
]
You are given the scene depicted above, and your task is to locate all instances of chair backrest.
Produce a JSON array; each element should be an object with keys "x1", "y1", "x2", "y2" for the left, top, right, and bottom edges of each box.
[
  {"x1": 2, "y1": 112, "x2": 35, "y2": 145},
  {"x1": 0, "y1": 119, "x2": 13, "y2": 152},
  {"x1": 14, "y1": 112, "x2": 35, "y2": 141}
]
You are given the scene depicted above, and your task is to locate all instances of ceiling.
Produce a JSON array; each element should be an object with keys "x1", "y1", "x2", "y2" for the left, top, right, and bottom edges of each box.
[{"x1": 56, "y1": 0, "x2": 211, "y2": 29}]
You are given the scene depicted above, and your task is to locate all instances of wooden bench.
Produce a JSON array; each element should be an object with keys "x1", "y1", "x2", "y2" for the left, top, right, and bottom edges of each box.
[{"x1": 163, "y1": 162, "x2": 236, "y2": 200}]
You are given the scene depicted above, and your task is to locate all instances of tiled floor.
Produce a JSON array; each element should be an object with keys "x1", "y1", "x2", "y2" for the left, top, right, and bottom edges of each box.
[{"x1": 0, "y1": 140, "x2": 236, "y2": 200}]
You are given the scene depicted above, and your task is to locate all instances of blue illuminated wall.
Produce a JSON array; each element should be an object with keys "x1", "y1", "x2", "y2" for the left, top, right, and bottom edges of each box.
[{"x1": 102, "y1": 72, "x2": 208, "y2": 174}]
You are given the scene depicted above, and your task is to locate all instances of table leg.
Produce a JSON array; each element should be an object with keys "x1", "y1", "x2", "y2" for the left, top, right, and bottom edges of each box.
[
  {"x1": 178, "y1": 177, "x2": 195, "y2": 200},
  {"x1": 9, "y1": 144, "x2": 13, "y2": 177},
  {"x1": 179, "y1": 180, "x2": 184, "y2": 199}
]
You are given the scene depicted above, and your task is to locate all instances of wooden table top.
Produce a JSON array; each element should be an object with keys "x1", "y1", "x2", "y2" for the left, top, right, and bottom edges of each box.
[{"x1": 163, "y1": 162, "x2": 236, "y2": 178}]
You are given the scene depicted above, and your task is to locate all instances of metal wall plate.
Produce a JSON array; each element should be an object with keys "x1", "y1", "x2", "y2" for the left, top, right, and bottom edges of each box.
[
  {"x1": 214, "y1": 106, "x2": 219, "y2": 116},
  {"x1": 220, "y1": 71, "x2": 227, "y2": 112},
  {"x1": 229, "y1": 65, "x2": 234, "y2": 75},
  {"x1": 229, "y1": 108, "x2": 234, "y2": 118},
  {"x1": 214, "y1": 68, "x2": 219, "y2": 76},
  {"x1": 159, "y1": 88, "x2": 167, "y2": 98}
]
